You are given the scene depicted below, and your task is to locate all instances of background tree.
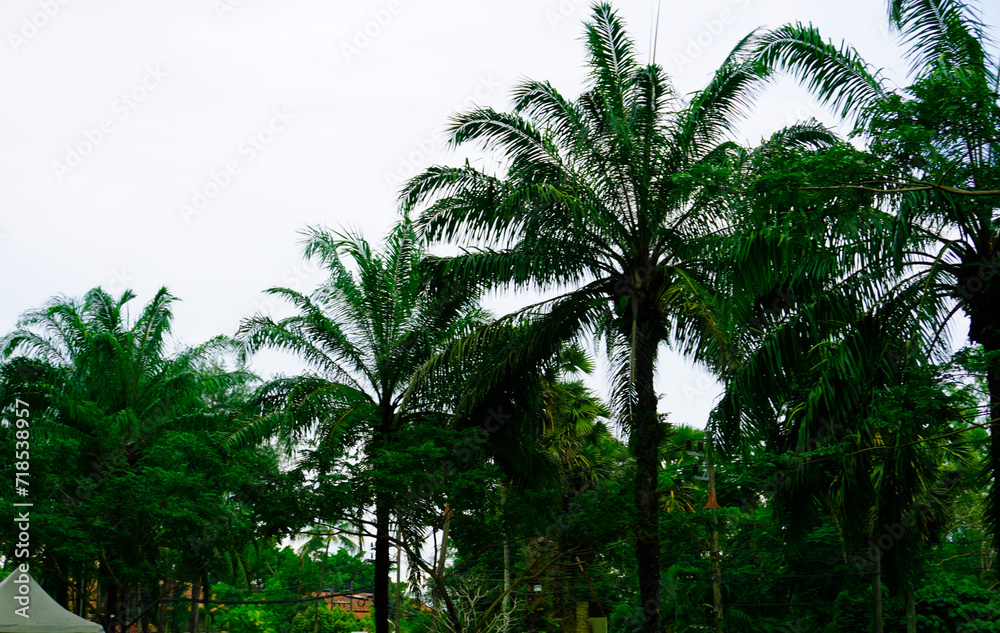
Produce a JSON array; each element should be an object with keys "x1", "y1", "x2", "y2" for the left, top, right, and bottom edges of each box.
[
  {"x1": 0, "y1": 286, "x2": 282, "y2": 633},
  {"x1": 236, "y1": 217, "x2": 484, "y2": 633},
  {"x1": 751, "y1": 0, "x2": 1000, "y2": 556}
]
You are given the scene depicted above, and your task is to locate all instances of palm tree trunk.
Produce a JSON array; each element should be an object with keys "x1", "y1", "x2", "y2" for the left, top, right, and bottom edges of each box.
[
  {"x1": 501, "y1": 485, "x2": 511, "y2": 614},
  {"x1": 375, "y1": 498, "x2": 392, "y2": 633},
  {"x1": 966, "y1": 275, "x2": 1000, "y2": 565},
  {"x1": 988, "y1": 360, "x2": 1000, "y2": 563},
  {"x1": 632, "y1": 315, "x2": 663, "y2": 633},
  {"x1": 374, "y1": 415, "x2": 396, "y2": 633}
]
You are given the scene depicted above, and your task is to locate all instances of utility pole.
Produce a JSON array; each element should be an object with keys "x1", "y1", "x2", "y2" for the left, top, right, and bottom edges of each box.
[
  {"x1": 690, "y1": 436, "x2": 723, "y2": 632},
  {"x1": 703, "y1": 436, "x2": 723, "y2": 633}
]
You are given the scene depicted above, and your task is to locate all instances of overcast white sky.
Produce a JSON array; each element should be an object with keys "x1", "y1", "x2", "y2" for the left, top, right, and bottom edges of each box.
[{"x1": 2, "y1": 0, "x2": 994, "y2": 430}]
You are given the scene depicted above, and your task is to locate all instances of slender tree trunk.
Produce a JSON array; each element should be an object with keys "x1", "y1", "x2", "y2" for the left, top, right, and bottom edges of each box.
[
  {"x1": 200, "y1": 579, "x2": 210, "y2": 632},
  {"x1": 395, "y1": 525, "x2": 402, "y2": 633},
  {"x1": 904, "y1": 581, "x2": 916, "y2": 633},
  {"x1": 710, "y1": 517, "x2": 722, "y2": 633},
  {"x1": 632, "y1": 313, "x2": 663, "y2": 633},
  {"x1": 159, "y1": 575, "x2": 171, "y2": 633},
  {"x1": 105, "y1": 581, "x2": 120, "y2": 633},
  {"x1": 965, "y1": 264, "x2": 1000, "y2": 566},
  {"x1": 95, "y1": 580, "x2": 102, "y2": 627},
  {"x1": 375, "y1": 498, "x2": 392, "y2": 633},
  {"x1": 988, "y1": 360, "x2": 1000, "y2": 563},
  {"x1": 315, "y1": 536, "x2": 332, "y2": 633},
  {"x1": 705, "y1": 448, "x2": 723, "y2": 633},
  {"x1": 80, "y1": 566, "x2": 87, "y2": 618},
  {"x1": 52, "y1": 555, "x2": 69, "y2": 609},
  {"x1": 431, "y1": 530, "x2": 440, "y2": 633},
  {"x1": 437, "y1": 508, "x2": 462, "y2": 633},
  {"x1": 501, "y1": 485, "x2": 511, "y2": 614},
  {"x1": 871, "y1": 547, "x2": 883, "y2": 633},
  {"x1": 503, "y1": 540, "x2": 512, "y2": 613},
  {"x1": 187, "y1": 576, "x2": 201, "y2": 633},
  {"x1": 437, "y1": 507, "x2": 452, "y2": 584}
]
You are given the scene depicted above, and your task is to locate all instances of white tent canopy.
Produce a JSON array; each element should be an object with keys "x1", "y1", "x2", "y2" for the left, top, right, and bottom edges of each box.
[{"x1": 0, "y1": 571, "x2": 103, "y2": 633}]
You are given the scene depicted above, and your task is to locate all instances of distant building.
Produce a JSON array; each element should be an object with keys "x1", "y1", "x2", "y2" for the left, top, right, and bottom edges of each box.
[{"x1": 323, "y1": 592, "x2": 373, "y2": 619}]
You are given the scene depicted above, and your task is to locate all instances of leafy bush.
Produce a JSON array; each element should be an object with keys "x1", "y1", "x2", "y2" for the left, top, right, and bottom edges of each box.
[{"x1": 290, "y1": 605, "x2": 359, "y2": 633}]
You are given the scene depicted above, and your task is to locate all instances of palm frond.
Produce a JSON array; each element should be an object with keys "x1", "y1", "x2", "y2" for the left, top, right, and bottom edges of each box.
[
  {"x1": 754, "y1": 22, "x2": 885, "y2": 122},
  {"x1": 889, "y1": 0, "x2": 990, "y2": 78}
]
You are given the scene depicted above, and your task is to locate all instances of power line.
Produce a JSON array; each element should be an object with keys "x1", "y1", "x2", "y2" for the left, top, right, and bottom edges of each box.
[{"x1": 162, "y1": 590, "x2": 375, "y2": 606}]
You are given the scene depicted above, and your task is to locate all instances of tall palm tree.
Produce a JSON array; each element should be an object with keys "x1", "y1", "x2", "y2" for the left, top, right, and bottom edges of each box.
[
  {"x1": 400, "y1": 5, "x2": 777, "y2": 630},
  {"x1": 235, "y1": 217, "x2": 483, "y2": 633},
  {"x1": 750, "y1": 0, "x2": 1000, "y2": 553},
  {"x1": 0, "y1": 286, "x2": 252, "y2": 632}
]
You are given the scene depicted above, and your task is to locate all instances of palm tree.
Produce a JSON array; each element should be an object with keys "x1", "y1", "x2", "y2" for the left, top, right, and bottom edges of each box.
[
  {"x1": 0, "y1": 286, "x2": 252, "y2": 632},
  {"x1": 750, "y1": 0, "x2": 1000, "y2": 554},
  {"x1": 235, "y1": 217, "x2": 483, "y2": 633},
  {"x1": 711, "y1": 128, "x2": 981, "y2": 628},
  {"x1": 400, "y1": 5, "x2": 779, "y2": 630}
]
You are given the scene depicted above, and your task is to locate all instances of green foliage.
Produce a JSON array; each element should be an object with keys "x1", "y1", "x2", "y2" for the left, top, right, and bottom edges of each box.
[
  {"x1": 3, "y1": 4, "x2": 1000, "y2": 633},
  {"x1": 0, "y1": 286, "x2": 298, "y2": 627},
  {"x1": 209, "y1": 541, "x2": 375, "y2": 633},
  {"x1": 914, "y1": 574, "x2": 1000, "y2": 632},
  {"x1": 750, "y1": 0, "x2": 1000, "y2": 563},
  {"x1": 291, "y1": 605, "x2": 358, "y2": 633},
  {"x1": 215, "y1": 602, "x2": 282, "y2": 633}
]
